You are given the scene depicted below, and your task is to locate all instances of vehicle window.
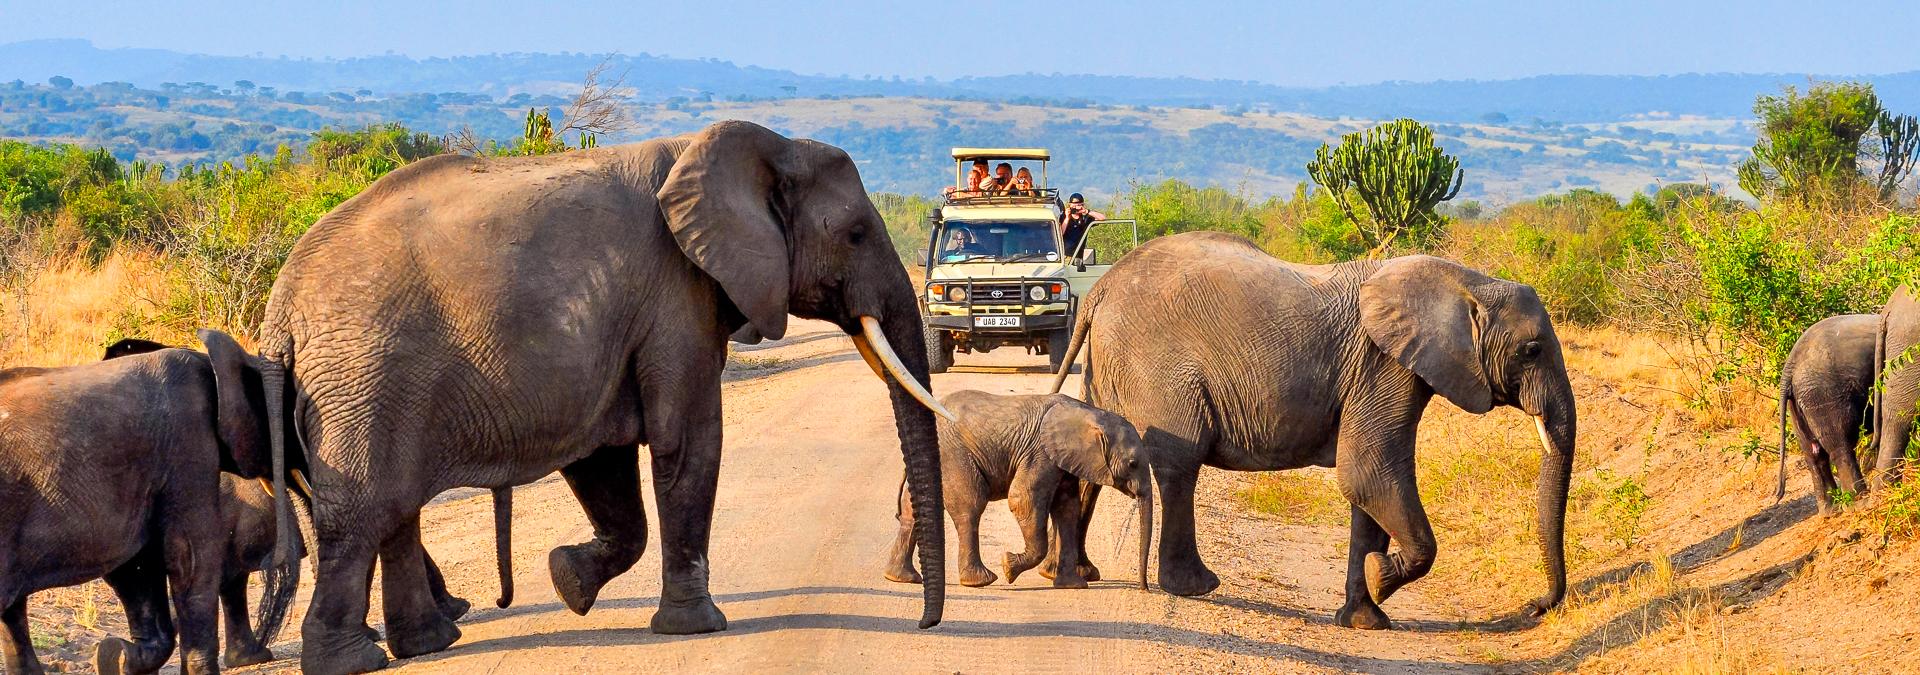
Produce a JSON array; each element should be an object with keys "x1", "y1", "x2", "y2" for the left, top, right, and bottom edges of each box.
[{"x1": 936, "y1": 220, "x2": 1059, "y2": 262}]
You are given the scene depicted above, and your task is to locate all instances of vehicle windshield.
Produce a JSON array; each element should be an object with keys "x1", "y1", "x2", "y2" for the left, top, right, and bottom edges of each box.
[{"x1": 936, "y1": 220, "x2": 1060, "y2": 263}]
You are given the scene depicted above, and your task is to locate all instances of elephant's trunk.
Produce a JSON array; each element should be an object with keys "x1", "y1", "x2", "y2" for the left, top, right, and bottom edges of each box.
[
  {"x1": 1527, "y1": 382, "x2": 1576, "y2": 616},
  {"x1": 861, "y1": 307, "x2": 946, "y2": 629},
  {"x1": 1135, "y1": 467, "x2": 1153, "y2": 591}
]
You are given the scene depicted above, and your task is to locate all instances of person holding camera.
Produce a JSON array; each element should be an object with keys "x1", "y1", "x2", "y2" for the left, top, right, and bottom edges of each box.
[{"x1": 1059, "y1": 193, "x2": 1106, "y2": 254}]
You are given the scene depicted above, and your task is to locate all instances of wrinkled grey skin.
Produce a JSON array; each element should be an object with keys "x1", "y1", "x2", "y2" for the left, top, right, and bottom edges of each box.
[
  {"x1": 1049, "y1": 232, "x2": 1577, "y2": 630},
  {"x1": 883, "y1": 392, "x2": 1152, "y2": 590},
  {"x1": 1874, "y1": 286, "x2": 1920, "y2": 488},
  {"x1": 100, "y1": 339, "x2": 490, "y2": 665},
  {"x1": 1774, "y1": 315, "x2": 1878, "y2": 513},
  {"x1": 0, "y1": 331, "x2": 293, "y2": 675},
  {"x1": 254, "y1": 121, "x2": 944, "y2": 675}
]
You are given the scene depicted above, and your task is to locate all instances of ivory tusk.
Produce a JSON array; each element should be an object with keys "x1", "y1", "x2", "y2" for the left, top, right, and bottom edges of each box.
[
  {"x1": 1534, "y1": 415, "x2": 1555, "y2": 455},
  {"x1": 858, "y1": 316, "x2": 957, "y2": 422},
  {"x1": 256, "y1": 477, "x2": 276, "y2": 497},
  {"x1": 292, "y1": 468, "x2": 315, "y2": 499},
  {"x1": 850, "y1": 332, "x2": 889, "y2": 381}
]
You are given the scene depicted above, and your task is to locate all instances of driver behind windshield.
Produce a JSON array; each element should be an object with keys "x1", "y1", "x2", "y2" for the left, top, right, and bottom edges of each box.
[{"x1": 939, "y1": 225, "x2": 985, "y2": 262}]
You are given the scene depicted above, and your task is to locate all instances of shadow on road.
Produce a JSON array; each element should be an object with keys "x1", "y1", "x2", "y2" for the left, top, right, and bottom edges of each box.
[
  {"x1": 732, "y1": 330, "x2": 846, "y2": 353},
  {"x1": 403, "y1": 610, "x2": 1480, "y2": 673},
  {"x1": 723, "y1": 352, "x2": 860, "y2": 383},
  {"x1": 454, "y1": 584, "x2": 978, "y2": 627}
]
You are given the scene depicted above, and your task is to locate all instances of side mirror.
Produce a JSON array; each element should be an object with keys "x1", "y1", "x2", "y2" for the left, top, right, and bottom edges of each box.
[
  {"x1": 1083, "y1": 248, "x2": 1099, "y2": 266},
  {"x1": 916, "y1": 247, "x2": 929, "y2": 262}
]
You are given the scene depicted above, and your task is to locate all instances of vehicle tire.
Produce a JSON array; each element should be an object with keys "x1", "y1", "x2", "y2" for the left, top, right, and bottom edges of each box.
[
  {"x1": 925, "y1": 323, "x2": 954, "y2": 374},
  {"x1": 1046, "y1": 327, "x2": 1072, "y2": 374}
]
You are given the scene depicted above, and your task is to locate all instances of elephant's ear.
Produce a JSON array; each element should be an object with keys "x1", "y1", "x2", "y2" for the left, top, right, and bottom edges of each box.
[
  {"x1": 659, "y1": 121, "x2": 794, "y2": 341},
  {"x1": 198, "y1": 329, "x2": 271, "y2": 478},
  {"x1": 1358, "y1": 256, "x2": 1495, "y2": 414}
]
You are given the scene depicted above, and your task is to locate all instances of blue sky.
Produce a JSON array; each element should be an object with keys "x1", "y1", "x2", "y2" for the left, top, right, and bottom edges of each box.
[{"x1": 3, "y1": 0, "x2": 1917, "y2": 86}]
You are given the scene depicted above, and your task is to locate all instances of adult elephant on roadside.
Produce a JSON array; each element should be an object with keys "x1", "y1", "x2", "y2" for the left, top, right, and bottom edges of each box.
[
  {"x1": 253, "y1": 121, "x2": 950, "y2": 675},
  {"x1": 1874, "y1": 286, "x2": 1920, "y2": 487},
  {"x1": 1049, "y1": 231, "x2": 1577, "y2": 630}
]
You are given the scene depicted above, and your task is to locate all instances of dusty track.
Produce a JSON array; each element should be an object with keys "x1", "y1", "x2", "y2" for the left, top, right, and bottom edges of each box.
[{"x1": 240, "y1": 320, "x2": 1487, "y2": 673}]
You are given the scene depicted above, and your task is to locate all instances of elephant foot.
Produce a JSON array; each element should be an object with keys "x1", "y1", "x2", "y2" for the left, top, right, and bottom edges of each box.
[
  {"x1": 549, "y1": 545, "x2": 608, "y2": 616},
  {"x1": 650, "y1": 596, "x2": 728, "y2": 635},
  {"x1": 385, "y1": 612, "x2": 461, "y2": 660},
  {"x1": 1051, "y1": 571, "x2": 1089, "y2": 590},
  {"x1": 959, "y1": 562, "x2": 999, "y2": 587},
  {"x1": 224, "y1": 641, "x2": 275, "y2": 668},
  {"x1": 360, "y1": 623, "x2": 384, "y2": 643},
  {"x1": 1364, "y1": 552, "x2": 1404, "y2": 604},
  {"x1": 1157, "y1": 562, "x2": 1220, "y2": 597},
  {"x1": 92, "y1": 636, "x2": 168, "y2": 675},
  {"x1": 1038, "y1": 559, "x2": 1102, "y2": 582},
  {"x1": 1335, "y1": 601, "x2": 1394, "y2": 630},
  {"x1": 883, "y1": 564, "x2": 922, "y2": 585},
  {"x1": 1002, "y1": 552, "x2": 1039, "y2": 585},
  {"x1": 300, "y1": 628, "x2": 390, "y2": 675},
  {"x1": 435, "y1": 593, "x2": 471, "y2": 622}
]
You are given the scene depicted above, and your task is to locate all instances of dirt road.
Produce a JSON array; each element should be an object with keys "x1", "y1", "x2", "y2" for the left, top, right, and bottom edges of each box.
[{"x1": 249, "y1": 320, "x2": 1489, "y2": 674}]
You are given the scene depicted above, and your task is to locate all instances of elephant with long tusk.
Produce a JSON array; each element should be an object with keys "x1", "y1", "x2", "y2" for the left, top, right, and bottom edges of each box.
[
  {"x1": 1047, "y1": 231, "x2": 1578, "y2": 630},
  {"x1": 252, "y1": 121, "x2": 950, "y2": 675}
]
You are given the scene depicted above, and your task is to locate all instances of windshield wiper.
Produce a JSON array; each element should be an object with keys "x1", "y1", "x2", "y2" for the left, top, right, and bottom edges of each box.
[{"x1": 1000, "y1": 252, "x2": 1056, "y2": 263}]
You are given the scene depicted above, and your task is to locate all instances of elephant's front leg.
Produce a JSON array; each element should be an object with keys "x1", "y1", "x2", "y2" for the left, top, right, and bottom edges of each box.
[
  {"x1": 3, "y1": 596, "x2": 44, "y2": 675},
  {"x1": 1001, "y1": 468, "x2": 1059, "y2": 584},
  {"x1": 642, "y1": 357, "x2": 729, "y2": 635},
  {"x1": 379, "y1": 516, "x2": 461, "y2": 658},
  {"x1": 1336, "y1": 425, "x2": 1438, "y2": 629},
  {"x1": 1045, "y1": 475, "x2": 1089, "y2": 589},
  {"x1": 884, "y1": 479, "x2": 922, "y2": 584},
  {"x1": 1040, "y1": 480, "x2": 1102, "y2": 583},
  {"x1": 549, "y1": 444, "x2": 648, "y2": 616},
  {"x1": 1335, "y1": 504, "x2": 1393, "y2": 630}
]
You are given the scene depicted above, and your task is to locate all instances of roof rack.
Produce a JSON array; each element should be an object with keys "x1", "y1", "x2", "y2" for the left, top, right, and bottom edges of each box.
[
  {"x1": 944, "y1": 188, "x2": 1061, "y2": 206},
  {"x1": 951, "y1": 147, "x2": 1051, "y2": 162}
]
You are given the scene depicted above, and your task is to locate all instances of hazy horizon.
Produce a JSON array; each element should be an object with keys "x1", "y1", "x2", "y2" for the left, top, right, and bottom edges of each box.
[{"x1": 5, "y1": 1, "x2": 1919, "y2": 87}]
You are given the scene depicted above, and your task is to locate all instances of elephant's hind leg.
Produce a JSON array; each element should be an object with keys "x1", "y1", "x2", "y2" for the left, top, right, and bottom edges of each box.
[
  {"x1": 379, "y1": 516, "x2": 461, "y2": 659},
  {"x1": 219, "y1": 573, "x2": 273, "y2": 667},
  {"x1": 883, "y1": 478, "x2": 922, "y2": 584},
  {"x1": 550, "y1": 444, "x2": 649, "y2": 617},
  {"x1": 3, "y1": 594, "x2": 43, "y2": 675},
  {"x1": 95, "y1": 547, "x2": 177, "y2": 675},
  {"x1": 300, "y1": 513, "x2": 390, "y2": 675}
]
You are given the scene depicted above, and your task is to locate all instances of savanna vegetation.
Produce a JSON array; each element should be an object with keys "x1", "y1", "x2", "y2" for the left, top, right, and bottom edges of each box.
[{"x1": 4, "y1": 76, "x2": 1920, "y2": 670}]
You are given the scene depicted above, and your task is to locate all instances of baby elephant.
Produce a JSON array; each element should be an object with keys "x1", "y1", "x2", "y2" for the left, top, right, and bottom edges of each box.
[
  {"x1": 884, "y1": 391, "x2": 1152, "y2": 589},
  {"x1": 1778, "y1": 314, "x2": 1879, "y2": 513}
]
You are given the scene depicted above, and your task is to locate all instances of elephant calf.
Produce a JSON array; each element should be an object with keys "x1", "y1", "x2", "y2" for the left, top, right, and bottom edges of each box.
[
  {"x1": 884, "y1": 391, "x2": 1152, "y2": 589},
  {"x1": 1777, "y1": 314, "x2": 1880, "y2": 513},
  {"x1": 0, "y1": 331, "x2": 296, "y2": 675}
]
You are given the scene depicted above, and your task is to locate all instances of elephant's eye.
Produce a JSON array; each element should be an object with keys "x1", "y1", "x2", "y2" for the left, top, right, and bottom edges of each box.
[
  {"x1": 846, "y1": 223, "x2": 868, "y2": 244},
  {"x1": 1520, "y1": 340, "x2": 1542, "y2": 359}
]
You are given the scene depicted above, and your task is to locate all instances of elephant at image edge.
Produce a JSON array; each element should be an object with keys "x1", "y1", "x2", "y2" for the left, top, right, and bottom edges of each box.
[
  {"x1": 1772, "y1": 315, "x2": 1877, "y2": 513},
  {"x1": 0, "y1": 331, "x2": 297, "y2": 675},
  {"x1": 1050, "y1": 231, "x2": 1577, "y2": 630},
  {"x1": 103, "y1": 339, "x2": 517, "y2": 660},
  {"x1": 1875, "y1": 285, "x2": 1920, "y2": 487},
  {"x1": 251, "y1": 121, "x2": 949, "y2": 675},
  {"x1": 883, "y1": 391, "x2": 1152, "y2": 590}
]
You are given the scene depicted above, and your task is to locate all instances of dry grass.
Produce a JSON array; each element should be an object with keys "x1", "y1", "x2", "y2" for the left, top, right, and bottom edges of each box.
[
  {"x1": 1234, "y1": 470, "x2": 1346, "y2": 525},
  {"x1": 0, "y1": 249, "x2": 188, "y2": 367}
]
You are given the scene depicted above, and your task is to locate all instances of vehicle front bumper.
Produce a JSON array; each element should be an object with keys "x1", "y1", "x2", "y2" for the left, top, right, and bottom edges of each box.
[{"x1": 926, "y1": 311, "x2": 1070, "y2": 334}]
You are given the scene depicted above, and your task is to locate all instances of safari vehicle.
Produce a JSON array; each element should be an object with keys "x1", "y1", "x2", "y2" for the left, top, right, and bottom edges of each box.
[{"x1": 919, "y1": 147, "x2": 1137, "y2": 373}]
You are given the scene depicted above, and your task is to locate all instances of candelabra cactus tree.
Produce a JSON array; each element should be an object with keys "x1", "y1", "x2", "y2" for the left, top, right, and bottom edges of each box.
[{"x1": 1306, "y1": 118, "x2": 1463, "y2": 256}]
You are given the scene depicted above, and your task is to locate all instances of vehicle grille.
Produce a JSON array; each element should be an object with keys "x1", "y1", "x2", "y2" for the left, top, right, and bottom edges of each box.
[{"x1": 967, "y1": 284, "x2": 1028, "y2": 304}]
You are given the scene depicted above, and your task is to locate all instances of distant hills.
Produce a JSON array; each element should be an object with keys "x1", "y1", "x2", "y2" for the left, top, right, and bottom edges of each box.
[{"x1": 8, "y1": 39, "x2": 1920, "y2": 123}]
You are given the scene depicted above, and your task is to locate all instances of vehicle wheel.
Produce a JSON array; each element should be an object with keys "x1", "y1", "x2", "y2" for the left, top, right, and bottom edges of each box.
[
  {"x1": 925, "y1": 323, "x2": 953, "y2": 374},
  {"x1": 1046, "y1": 327, "x2": 1071, "y2": 374}
]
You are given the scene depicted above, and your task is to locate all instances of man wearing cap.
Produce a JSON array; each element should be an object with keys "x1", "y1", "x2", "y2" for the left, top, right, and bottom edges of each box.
[{"x1": 1059, "y1": 193, "x2": 1106, "y2": 255}]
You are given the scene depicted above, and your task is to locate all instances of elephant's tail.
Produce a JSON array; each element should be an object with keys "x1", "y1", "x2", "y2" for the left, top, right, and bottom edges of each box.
[
  {"x1": 253, "y1": 353, "x2": 300, "y2": 647},
  {"x1": 1776, "y1": 370, "x2": 1792, "y2": 503},
  {"x1": 1051, "y1": 299, "x2": 1095, "y2": 396},
  {"x1": 494, "y1": 486, "x2": 514, "y2": 608}
]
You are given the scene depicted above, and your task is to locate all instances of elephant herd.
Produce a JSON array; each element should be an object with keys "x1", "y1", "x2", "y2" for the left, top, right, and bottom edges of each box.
[{"x1": 0, "y1": 121, "x2": 1905, "y2": 675}]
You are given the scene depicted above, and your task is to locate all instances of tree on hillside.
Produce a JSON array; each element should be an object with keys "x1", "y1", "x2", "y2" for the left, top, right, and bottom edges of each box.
[
  {"x1": 48, "y1": 75, "x2": 73, "y2": 90},
  {"x1": 1305, "y1": 118, "x2": 1463, "y2": 256},
  {"x1": 1736, "y1": 81, "x2": 1920, "y2": 203}
]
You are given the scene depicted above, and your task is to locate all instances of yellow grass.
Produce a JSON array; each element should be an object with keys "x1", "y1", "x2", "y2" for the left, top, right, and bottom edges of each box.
[{"x1": 0, "y1": 249, "x2": 185, "y2": 367}]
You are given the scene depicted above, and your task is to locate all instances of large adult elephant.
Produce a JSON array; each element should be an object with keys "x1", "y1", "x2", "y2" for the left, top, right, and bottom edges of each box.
[
  {"x1": 1049, "y1": 231, "x2": 1577, "y2": 629},
  {"x1": 1873, "y1": 285, "x2": 1920, "y2": 487},
  {"x1": 254, "y1": 121, "x2": 950, "y2": 675}
]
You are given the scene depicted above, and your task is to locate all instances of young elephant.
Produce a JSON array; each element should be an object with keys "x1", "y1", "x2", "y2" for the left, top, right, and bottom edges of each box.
[
  {"x1": 0, "y1": 330, "x2": 292, "y2": 675},
  {"x1": 1777, "y1": 314, "x2": 1880, "y2": 513},
  {"x1": 884, "y1": 391, "x2": 1152, "y2": 589},
  {"x1": 101, "y1": 339, "x2": 499, "y2": 666}
]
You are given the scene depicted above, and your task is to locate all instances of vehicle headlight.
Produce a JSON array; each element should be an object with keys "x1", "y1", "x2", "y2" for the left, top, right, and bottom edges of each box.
[
  {"x1": 1028, "y1": 285, "x2": 1047, "y2": 302},
  {"x1": 948, "y1": 286, "x2": 968, "y2": 302}
]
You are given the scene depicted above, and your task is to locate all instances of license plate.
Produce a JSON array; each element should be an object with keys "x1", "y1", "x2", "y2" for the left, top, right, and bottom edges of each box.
[{"x1": 973, "y1": 315, "x2": 1020, "y2": 328}]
